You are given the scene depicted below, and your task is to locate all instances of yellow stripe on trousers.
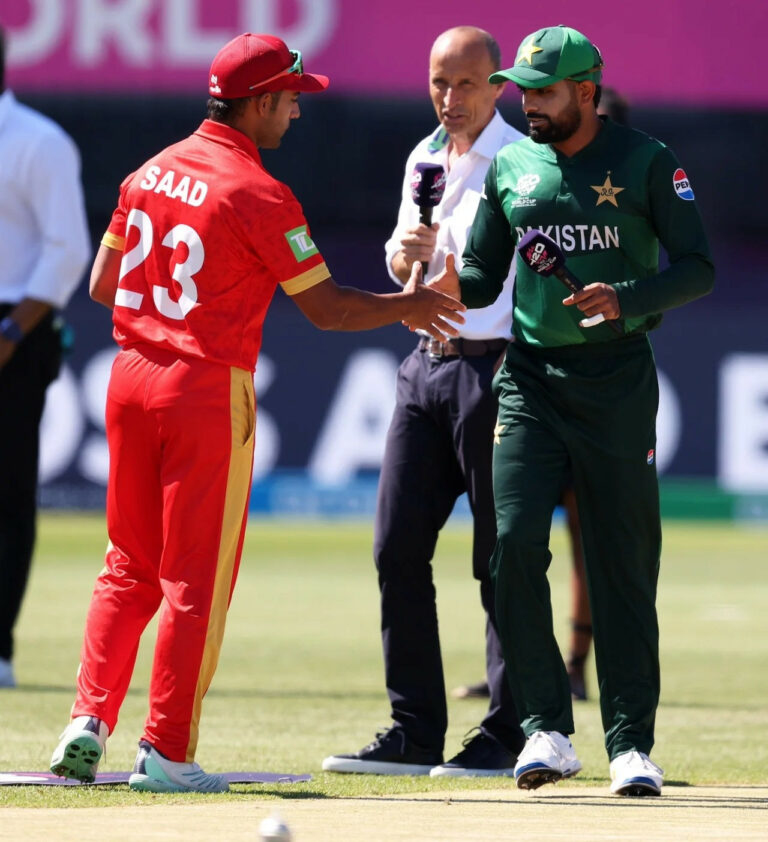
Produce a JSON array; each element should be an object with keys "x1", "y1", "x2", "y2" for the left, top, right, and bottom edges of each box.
[{"x1": 187, "y1": 366, "x2": 255, "y2": 761}]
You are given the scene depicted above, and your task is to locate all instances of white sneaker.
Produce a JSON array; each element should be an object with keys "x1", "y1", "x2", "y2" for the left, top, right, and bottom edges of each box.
[
  {"x1": 50, "y1": 716, "x2": 109, "y2": 783},
  {"x1": 0, "y1": 657, "x2": 15, "y2": 688},
  {"x1": 514, "y1": 730, "x2": 582, "y2": 790},
  {"x1": 129, "y1": 741, "x2": 229, "y2": 793},
  {"x1": 610, "y1": 750, "x2": 664, "y2": 796}
]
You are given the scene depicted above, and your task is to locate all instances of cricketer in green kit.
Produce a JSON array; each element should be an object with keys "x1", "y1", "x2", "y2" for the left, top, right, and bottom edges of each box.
[{"x1": 429, "y1": 25, "x2": 714, "y2": 797}]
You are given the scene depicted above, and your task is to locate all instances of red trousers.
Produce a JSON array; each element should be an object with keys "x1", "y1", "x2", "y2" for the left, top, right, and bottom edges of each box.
[{"x1": 73, "y1": 345, "x2": 255, "y2": 762}]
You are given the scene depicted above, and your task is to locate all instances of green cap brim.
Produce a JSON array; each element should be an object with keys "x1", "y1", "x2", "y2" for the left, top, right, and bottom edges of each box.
[{"x1": 489, "y1": 65, "x2": 601, "y2": 89}]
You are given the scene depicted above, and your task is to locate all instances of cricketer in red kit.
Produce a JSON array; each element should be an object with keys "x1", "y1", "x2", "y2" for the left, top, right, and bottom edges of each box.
[{"x1": 49, "y1": 33, "x2": 465, "y2": 793}]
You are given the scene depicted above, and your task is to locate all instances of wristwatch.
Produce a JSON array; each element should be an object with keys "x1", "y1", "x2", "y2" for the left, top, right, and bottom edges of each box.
[{"x1": 0, "y1": 316, "x2": 24, "y2": 344}]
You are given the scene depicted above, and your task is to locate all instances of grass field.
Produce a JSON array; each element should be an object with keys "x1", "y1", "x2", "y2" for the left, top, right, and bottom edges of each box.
[{"x1": 1, "y1": 512, "x2": 767, "y2": 838}]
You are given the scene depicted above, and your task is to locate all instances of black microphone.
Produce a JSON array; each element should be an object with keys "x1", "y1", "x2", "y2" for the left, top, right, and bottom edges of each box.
[
  {"x1": 516, "y1": 229, "x2": 624, "y2": 335},
  {"x1": 410, "y1": 163, "x2": 446, "y2": 276}
]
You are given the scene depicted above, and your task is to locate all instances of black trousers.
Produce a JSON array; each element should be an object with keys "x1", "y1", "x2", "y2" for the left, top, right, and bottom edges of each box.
[
  {"x1": 374, "y1": 344, "x2": 524, "y2": 753},
  {"x1": 0, "y1": 306, "x2": 61, "y2": 661}
]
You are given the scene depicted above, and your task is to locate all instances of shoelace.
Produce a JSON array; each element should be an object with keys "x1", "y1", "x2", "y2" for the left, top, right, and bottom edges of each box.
[
  {"x1": 527, "y1": 731, "x2": 557, "y2": 749},
  {"x1": 460, "y1": 727, "x2": 485, "y2": 748},
  {"x1": 625, "y1": 751, "x2": 664, "y2": 776},
  {"x1": 525, "y1": 731, "x2": 569, "y2": 761},
  {"x1": 182, "y1": 765, "x2": 227, "y2": 790},
  {"x1": 365, "y1": 727, "x2": 405, "y2": 754}
]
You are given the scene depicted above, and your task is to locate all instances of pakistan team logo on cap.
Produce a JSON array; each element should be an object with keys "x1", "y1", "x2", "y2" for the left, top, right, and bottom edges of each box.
[
  {"x1": 517, "y1": 39, "x2": 543, "y2": 65},
  {"x1": 284, "y1": 225, "x2": 319, "y2": 261}
]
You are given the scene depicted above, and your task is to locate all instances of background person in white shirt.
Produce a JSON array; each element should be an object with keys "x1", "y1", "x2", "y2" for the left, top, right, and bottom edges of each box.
[
  {"x1": 0, "y1": 26, "x2": 90, "y2": 688},
  {"x1": 323, "y1": 26, "x2": 526, "y2": 777}
]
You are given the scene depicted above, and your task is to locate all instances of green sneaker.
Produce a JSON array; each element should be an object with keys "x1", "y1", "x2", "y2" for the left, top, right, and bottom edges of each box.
[
  {"x1": 129, "y1": 741, "x2": 229, "y2": 793},
  {"x1": 50, "y1": 716, "x2": 109, "y2": 783}
]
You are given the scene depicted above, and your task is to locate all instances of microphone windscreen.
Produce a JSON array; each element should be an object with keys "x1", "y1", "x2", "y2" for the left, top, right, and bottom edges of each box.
[
  {"x1": 410, "y1": 163, "x2": 446, "y2": 208},
  {"x1": 517, "y1": 230, "x2": 565, "y2": 276}
]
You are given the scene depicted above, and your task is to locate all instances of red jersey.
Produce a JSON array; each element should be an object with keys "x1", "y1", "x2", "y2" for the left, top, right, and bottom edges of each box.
[{"x1": 102, "y1": 120, "x2": 329, "y2": 370}]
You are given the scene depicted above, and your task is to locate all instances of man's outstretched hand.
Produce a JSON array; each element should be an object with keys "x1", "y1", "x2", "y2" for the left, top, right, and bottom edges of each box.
[
  {"x1": 402, "y1": 258, "x2": 465, "y2": 340},
  {"x1": 429, "y1": 252, "x2": 461, "y2": 300}
]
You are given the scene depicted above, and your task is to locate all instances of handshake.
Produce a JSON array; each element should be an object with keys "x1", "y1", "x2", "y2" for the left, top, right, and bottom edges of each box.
[{"x1": 400, "y1": 257, "x2": 465, "y2": 341}]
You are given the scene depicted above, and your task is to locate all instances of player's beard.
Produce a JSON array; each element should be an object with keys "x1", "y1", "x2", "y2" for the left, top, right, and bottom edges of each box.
[{"x1": 527, "y1": 96, "x2": 582, "y2": 144}]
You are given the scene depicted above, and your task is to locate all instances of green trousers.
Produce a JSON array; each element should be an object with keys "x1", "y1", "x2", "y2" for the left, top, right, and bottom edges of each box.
[{"x1": 490, "y1": 335, "x2": 661, "y2": 760}]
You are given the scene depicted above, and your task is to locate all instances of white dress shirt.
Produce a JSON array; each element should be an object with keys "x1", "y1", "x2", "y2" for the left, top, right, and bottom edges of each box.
[
  {"x1": 0, "y1": 90, "x2": 90, "y2": 308},
  {"x1": 385, "y1": 110, "x2": 524, "y2": 340}
]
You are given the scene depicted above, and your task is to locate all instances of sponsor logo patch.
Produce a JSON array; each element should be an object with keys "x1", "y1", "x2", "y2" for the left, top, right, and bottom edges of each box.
[
  {"x1": 673, "y1": 168, "x2": 695, "y2": 201},
  {"x1": 284, "y1": 225, "x2": 319, "y2": 261},
  {"x1": 647, "y1": 449, "x2": 655, "y2": 465}
]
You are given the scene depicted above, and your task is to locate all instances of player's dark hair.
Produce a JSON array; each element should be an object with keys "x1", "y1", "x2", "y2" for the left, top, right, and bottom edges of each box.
[
  {"x1": 0, "y1": 26, "x2": 6, "y2": 91},
  {"x1": 593, "y1": 84, "x2": 602, "y2": 110},
  {"x1": 206, "y1": 90, "x2": 283, "y2": 124},
  {"x1": 206, "y1": 96, "x2": 249, "y2": 123},
  {"x1": 268, "y1": 91, "x2": 283, "y2": 112}
]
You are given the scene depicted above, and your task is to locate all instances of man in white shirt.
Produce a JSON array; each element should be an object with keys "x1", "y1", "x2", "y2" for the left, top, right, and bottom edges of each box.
[
  {"x1": 323, "y1": 26, "x2": 526, "y2": 777},
  {"x1": 0, "y1": 26, "x2": 90, "y2": 688}
]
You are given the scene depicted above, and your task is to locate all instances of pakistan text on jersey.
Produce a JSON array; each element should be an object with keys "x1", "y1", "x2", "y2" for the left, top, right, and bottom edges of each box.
[
  {"x1": 515, "y1": 225, "x2": 620, "y2": 252},
  {"x1": 138, "y1": 166, "x2": 208, "y2": 207}
]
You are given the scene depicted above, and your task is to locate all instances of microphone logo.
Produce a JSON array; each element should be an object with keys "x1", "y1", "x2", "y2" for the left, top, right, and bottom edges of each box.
[
  {"x1": 410, "y1": 163, "x2": 446, "y2": 207},
  {"x1": 524, "y1": 240, "x2": 557, "y2": 275}
]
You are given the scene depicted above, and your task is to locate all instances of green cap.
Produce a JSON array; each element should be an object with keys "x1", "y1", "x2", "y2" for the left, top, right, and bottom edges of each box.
[{"x1": 489, "y1": 25, "x2": 603, "y2": 89}]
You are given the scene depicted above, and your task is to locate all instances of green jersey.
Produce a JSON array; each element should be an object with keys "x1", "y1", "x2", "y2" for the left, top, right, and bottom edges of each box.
[{"x1": 459, "y1": 118, "x2": 715, "y2": 346}]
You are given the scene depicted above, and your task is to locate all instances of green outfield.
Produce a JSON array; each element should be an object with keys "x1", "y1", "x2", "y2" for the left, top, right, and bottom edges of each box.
[{"x1": 1, "y1": 513, "x2": 767, "y2": 823}]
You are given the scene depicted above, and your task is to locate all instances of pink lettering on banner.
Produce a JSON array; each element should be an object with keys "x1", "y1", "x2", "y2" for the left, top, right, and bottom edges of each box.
[{"x1": 2, "y1": 0, "x2": 766, "y2": 106}]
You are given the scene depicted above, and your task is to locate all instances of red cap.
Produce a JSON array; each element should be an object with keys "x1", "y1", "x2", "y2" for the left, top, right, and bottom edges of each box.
[{"x1": 208, "y1": 33, "x2": 329, "y2": 99}]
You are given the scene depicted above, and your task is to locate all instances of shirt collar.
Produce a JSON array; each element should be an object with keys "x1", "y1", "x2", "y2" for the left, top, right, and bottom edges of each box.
[
  {"x1": 470, "y1": 110, "x2": 509, "y2": 161},
  {"x1": 427, "y1": 109, "x2": 508, "y2": 163},
  {"x1": 0, "y1": 90, "x2": 16, "y2": 133},
  {"x1": 193, "y1": 119, "x2": 263, "y2": 166}
]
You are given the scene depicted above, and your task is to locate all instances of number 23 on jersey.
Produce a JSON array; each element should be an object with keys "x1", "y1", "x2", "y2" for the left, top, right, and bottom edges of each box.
[{"x1": 115, "y1": 208, "x2": 204, "y2": 320}]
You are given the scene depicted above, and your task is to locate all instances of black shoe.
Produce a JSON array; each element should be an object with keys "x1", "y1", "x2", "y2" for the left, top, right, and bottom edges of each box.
[
  {"x1": 429, "y1": 728, "x2": 518, "y2": 778},
  {"x1": 321, "y1": 726, "x2": 442, "y2": 775},
  {"x1": 450, "y1": 680, "x2": 490, "y2": 699}
]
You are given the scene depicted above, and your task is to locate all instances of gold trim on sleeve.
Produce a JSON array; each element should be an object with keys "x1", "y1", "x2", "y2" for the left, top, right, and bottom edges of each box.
[
  {"x1": 280, "y1": 262, "x2": 331, "y2": 295},
  {"x1": 101, "y1": 231, "x2": 126, "y2": 251}
]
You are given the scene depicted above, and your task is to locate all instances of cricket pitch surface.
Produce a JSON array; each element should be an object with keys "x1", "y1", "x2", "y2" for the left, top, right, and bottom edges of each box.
[{"x1": 4, "y1": 784, "x2": 767, "y2": 840}]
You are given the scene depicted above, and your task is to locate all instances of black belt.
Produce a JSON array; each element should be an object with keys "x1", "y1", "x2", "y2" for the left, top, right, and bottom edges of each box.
[{"x1": 418, "y1": 336, "x2": 509, "y2": 358}]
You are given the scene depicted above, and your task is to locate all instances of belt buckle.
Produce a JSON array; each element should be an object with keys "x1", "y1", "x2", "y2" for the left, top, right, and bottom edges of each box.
[{"x1": 426, "y1": 338, "x2": 444, "y2": 358}]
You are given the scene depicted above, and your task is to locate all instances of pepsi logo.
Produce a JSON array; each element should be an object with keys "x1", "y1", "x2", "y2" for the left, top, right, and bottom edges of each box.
[{"x1": 673, "y1": 168, "x2": 695, "y2": 201}]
